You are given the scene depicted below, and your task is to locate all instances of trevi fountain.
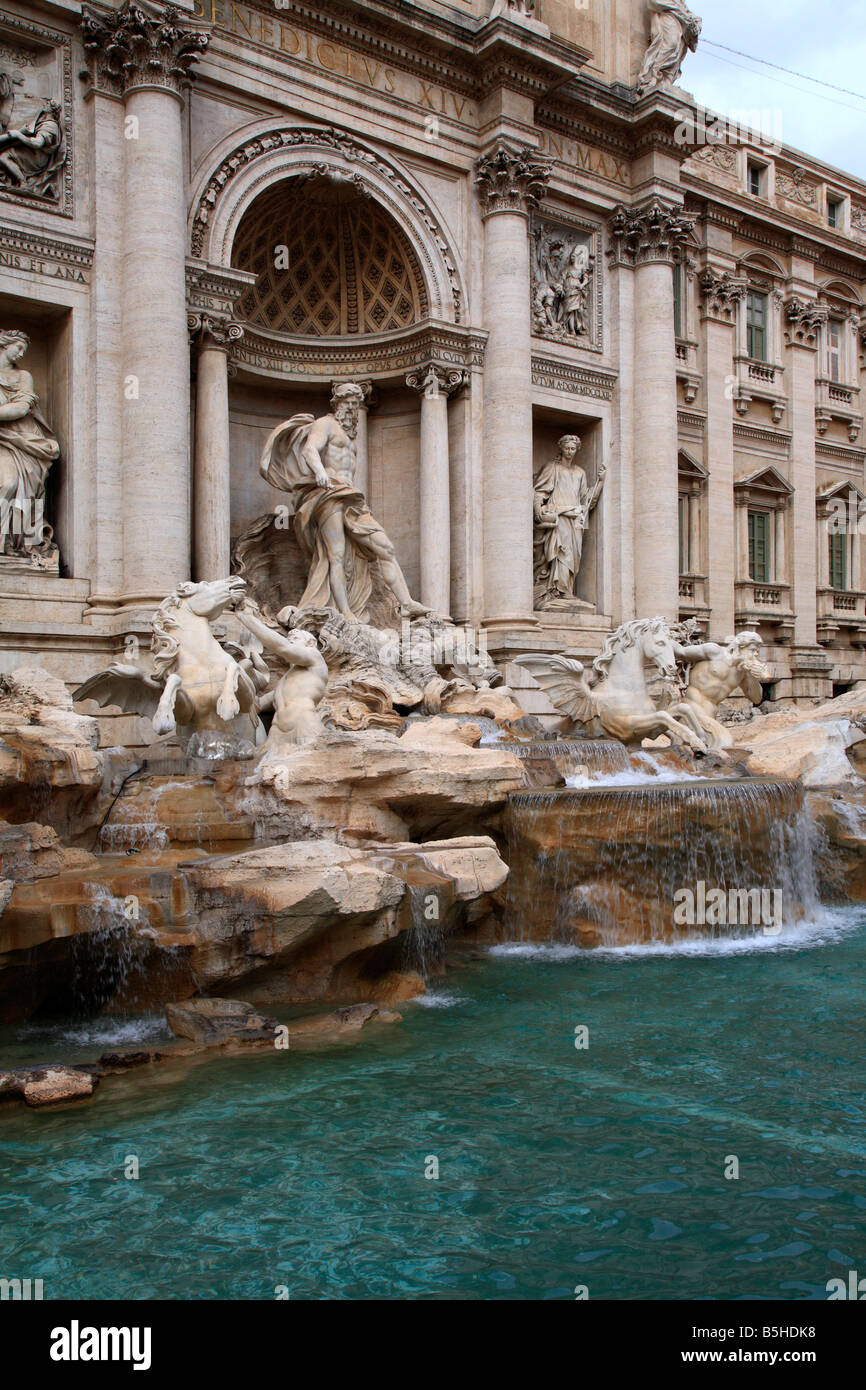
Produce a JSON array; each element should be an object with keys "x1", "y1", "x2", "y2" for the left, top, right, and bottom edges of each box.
[{"x1": 0, "y1": 0, "x2": 864, "y2": 1322}]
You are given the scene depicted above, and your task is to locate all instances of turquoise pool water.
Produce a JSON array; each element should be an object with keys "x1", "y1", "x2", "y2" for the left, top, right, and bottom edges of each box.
[{"x1": 2, "y1": 910, "x2": 865, "y2": 1301}]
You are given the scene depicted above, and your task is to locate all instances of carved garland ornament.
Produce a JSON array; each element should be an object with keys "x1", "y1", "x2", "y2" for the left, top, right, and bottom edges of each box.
[{"x1": 191, "y1": 126, "x2": 463, "y2": 323}]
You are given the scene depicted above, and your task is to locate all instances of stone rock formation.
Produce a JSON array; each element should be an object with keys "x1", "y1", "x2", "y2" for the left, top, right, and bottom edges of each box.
[
  {"x1": 0, "y1": 827, "x2": 509, "y2": 1022},
  {"x1": 164, "y1": 997, "x2": 278, "y2": 1044},
  {"x1": 0, "y1": 1064, "x2": 96, "y2": 1107},
  {"x1": 729, "y1": 686, "x2": 866, "y2": 785},
  {"x1": 244, "y1": 719, "x2": 524, "y2": 840},
  {"x1": 0, "y1": 665, "x2": 103, "y2": 831}
]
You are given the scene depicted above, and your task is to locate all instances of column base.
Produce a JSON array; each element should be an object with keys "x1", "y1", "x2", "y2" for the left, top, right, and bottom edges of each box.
[{"x1": 481, "y1": 615, "x2": 540, "y2": 632}]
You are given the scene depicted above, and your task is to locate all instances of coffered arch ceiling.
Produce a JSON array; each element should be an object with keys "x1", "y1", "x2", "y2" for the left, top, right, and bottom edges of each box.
[{"x1": 231, "y1": 174, "x2": 429, "y2": 337}]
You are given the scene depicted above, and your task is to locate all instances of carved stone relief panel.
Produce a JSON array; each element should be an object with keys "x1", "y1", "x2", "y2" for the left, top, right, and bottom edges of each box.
[
  {"x1": 531, "y1": 213, "x2": 601, "y2": 350},
  {"x1": 0, "y1": 13, "x2": 72, "y2": 214}
]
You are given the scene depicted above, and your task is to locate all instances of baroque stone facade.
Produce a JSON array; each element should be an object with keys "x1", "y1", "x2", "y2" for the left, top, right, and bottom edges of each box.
[{"x1": 0, "y1": 0, "x2": 864, "y2": 707}]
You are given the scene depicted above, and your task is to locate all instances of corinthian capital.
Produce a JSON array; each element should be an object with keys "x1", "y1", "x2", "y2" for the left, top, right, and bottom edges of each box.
[
  {"x1": 81, "y1": 1, "x2": 210, "y2": 98},
  {"x1": 783, "y1": 296, "x2": 828, "y2": 348},
  {"x1": 608, "y1": 200, "x2": 694, "y2": 266},
  {"x1": 699, "y1": 268, "x2": 748, "y2": 322},
  {"x1": 474, "y1": 144, "x2": 551, "y2": 219}
]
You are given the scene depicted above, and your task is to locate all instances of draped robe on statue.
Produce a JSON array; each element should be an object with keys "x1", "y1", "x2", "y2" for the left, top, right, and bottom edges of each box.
[
  {"x1": 533, "y1": 459, "x2": 592, "y2": 604},
  {"x1": 259, "y1": 413, "x2": 385, "y2": 620},
  {"x1": 0, "y1": 380, "x2": 60, "y2": 553}
]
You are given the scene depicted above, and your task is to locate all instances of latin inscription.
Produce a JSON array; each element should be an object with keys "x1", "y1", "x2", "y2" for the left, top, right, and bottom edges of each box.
[{"x1": 192, "y1": 1, "x2": 475, "y2": 123}]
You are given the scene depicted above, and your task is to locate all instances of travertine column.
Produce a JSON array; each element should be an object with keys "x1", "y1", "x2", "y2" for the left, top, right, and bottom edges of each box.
[
  {"x1": 82, "y1": 2, "x2": 209, "y2": 600},
  {"x1": 190, "y1": 314, "x2": 243, "y2": 582},
  {"x1": 610, "y1": 202, "x2": 693, "y2": 621},
  {"x1": 607, "y1": 251, "x2": 636, "y2": 619},
  {"x1": 775, "y1": 503, "x2": 787, "y2": 585},
  {"x1": 699, "y1": 268, "x2": 747, "y2": 638},
  {"x1": 784, "y1": 296, "x2": 828, "y2": 646},
  {"x1": 688, "y1": 489, "x2": 700, "y2": 572},
  {"x1": 735, "y1": 500, "x2": 749, "y2": 578},
  {"x1": 406, "y1": 366, "x2": 467, "y2": 614},
  {"x1": 475, "y1": 146, "x2": 550, "y2": 625},
  {"x1": 81, "y1": 77, "x2": 125, "y2": 608}
]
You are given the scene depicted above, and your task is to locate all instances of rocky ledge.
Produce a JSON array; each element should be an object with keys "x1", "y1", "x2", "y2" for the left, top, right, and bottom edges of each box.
[
  {"x1": 0, "y1": 834, "x2": 508, "y2": 1022},
  {"x1": 0, "y1": 999, "x2": 402, "y2": 1108}
]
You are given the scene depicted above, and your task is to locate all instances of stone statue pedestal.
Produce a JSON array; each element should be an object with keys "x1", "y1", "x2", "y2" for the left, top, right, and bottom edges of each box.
[
  {"x1": 0, "y1": 551, "x2": 59, "y2": 577},
  {"x1": 534, "y1": 597, "x2": 596, "y2": 616}
]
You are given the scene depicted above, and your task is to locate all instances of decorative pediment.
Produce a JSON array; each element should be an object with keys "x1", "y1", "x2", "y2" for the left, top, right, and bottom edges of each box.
[
  {"x1": 817, "y1": 478, "x2": 866, "y2": 503},
  {"x1": 734, "y1": 464, "x2": 794, "y2": 501},
  {"x1": 816, "y1": 477, "x2": 865, "y2": 524},
  {"x1": 677, "y1": 449, "x2": 708, "y2": 481}
]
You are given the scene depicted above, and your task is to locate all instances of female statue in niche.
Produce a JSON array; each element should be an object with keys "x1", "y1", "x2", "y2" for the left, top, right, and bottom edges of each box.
[
  {"x1": 0, "y1": 330, "x2": 60, "y2": 566},
  {"x1": 533, "y1": 434, "x2": 605, "y2": 608}
]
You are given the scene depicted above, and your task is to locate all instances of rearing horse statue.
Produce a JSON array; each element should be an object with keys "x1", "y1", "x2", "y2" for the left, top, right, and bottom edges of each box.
[
  {"x1": 74, "y1": 576, "x2": 262, "y2": 748},
  {"x1": 515, "y1": 617, "x2": 709, "y2": 751}
]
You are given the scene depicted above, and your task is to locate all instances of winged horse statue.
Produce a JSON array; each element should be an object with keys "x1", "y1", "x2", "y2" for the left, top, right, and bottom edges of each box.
[
  {"x1": 74, "y1": 576, "x2": 264, "y2": 749},
  {"x1": 515, "y1": 616, "x2": 710, "y2": 751}
]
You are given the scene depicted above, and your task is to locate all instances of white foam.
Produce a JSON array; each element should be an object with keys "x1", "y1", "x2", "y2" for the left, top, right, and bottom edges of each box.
[
  {"x1": 565, "y1": 750, "x2": 706, "y2": 788},
  {"x1": 489, "y1": 943, "x2": 583, "y2": 961},
  {"x1": 413, "y1": 990, "x2": 463, "y2": 1008},
  {"x1": 20, "y1": 1016, "x2": 167, "y2": 1049},
  {"x1": 490, "y1": 907, "x2": 863, "y2": 961}
]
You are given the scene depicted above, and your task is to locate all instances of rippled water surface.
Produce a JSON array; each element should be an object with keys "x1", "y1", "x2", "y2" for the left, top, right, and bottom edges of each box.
[{"x1": 2, "y1": 911, "x2": 866, "y2": 1300}]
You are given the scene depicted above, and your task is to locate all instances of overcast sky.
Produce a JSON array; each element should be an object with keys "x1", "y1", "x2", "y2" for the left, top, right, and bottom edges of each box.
[{"x1": 680, "y1": 0, "x2": 866, "y2": 183}]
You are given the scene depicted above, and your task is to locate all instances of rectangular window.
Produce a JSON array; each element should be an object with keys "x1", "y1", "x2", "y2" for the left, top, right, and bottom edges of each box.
[
  {"x1": 679, "y1": 495, "x2": 687, "y2": 572},
  {"x1": 673, "y1": 262, "x2": 683, "y2": 339},
  {"x1": 827, "y1": 319, "x2": 842, "y2": 382},
  {"x1": 748, "y1": 509, "x2": 771, "y2": 582},
  {"x1": 746, "y1": 291, "x2": 768, "y2": 361},
  {"x1": 829, "y1": 530, "x2": 848, "y2": 590},
  {"x1": 747, "y1": 162, "x2": 764, "y2": 197},
  {"x1": 827, "y1": 197, "x2": 841, "y2": 229}
]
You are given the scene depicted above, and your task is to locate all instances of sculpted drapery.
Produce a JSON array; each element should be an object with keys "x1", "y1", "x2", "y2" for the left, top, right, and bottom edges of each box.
[{"x1": 532, "y1": 434, "x2": 605, "y2": 607}]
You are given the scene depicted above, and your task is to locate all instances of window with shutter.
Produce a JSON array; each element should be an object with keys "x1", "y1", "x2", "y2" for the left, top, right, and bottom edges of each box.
[
  {"x1": 748, "y1": 510, "x2": 770, "y2": 582},
  {"x1": 829, "y1": 530, "x2": 848, "y2": 590}
]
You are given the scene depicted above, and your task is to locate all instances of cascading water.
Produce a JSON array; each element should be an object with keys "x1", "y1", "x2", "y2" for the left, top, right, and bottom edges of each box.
[
  {"x1": 505, "y1": 776, "x2": 820, "y2": 947},
  {"x1": 368, "y1": 851, "x2": 457, "y2": 978},
  {"x1": 512, "y1": 739, "x2": 630, "y2": 786},
  {"x1": 69, "y1": 881, "x2": 153, "y2": 1013}
]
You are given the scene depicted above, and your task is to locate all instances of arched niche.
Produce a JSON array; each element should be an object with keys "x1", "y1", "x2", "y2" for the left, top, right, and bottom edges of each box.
[
  {"x1": 231, "y1": 174, "x2": 429, "y2": 337},
  {"x1": 188, "y1": 123, "x2": 464, "y2": 325}
]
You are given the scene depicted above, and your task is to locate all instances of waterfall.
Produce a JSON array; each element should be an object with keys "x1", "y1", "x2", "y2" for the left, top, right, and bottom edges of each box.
[
  {"x1": 512, "y1": 739, "x2": 630, "y2": 786},
  {"x1": 505, "y1": 777, "x2": 820, "y2": 947},
  {"x1": 369, "y1": 850, "x2": 457, "y2": 979},
  {"x1": 99, "y1": 822, "x2": 169, "y2": 854},
  {"x1": 69, "y1": 882, "x2": 153, "y2": 1013}
]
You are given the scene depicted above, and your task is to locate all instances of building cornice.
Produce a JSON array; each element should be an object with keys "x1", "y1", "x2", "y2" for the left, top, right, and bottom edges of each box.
[
  {"x1": 230, "y1": 318, "x2": 487, "y2": 381},
  {"x1": 531, "y1": 355, "x2": 618, "y2": 400},
  {"x1": 195, "y1": 0, "x2": 590, "y2": 106}
]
